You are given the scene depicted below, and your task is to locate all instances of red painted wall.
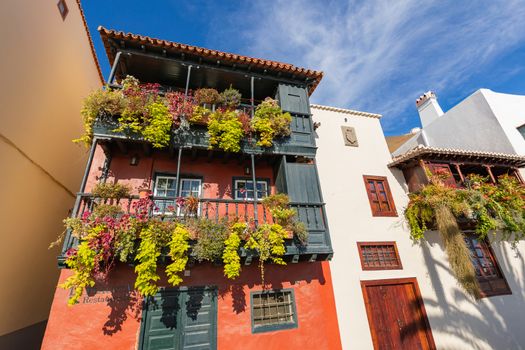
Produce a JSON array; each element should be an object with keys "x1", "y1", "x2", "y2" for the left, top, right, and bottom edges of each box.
[
  {"x1": 42, "y1": 262, "x2": 341, "y2": 350},
  {"x1": 85, "y1": 145, "x2": 276, "y2": 198}
]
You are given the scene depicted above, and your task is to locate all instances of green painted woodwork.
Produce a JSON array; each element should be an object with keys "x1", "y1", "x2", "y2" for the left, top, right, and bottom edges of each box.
[
  {"x1": 139, "y1": 287, "x2": 217, "y2": 350},
  {"x1": 276, "y1": 84, "x2": 310, "y2": 115}
]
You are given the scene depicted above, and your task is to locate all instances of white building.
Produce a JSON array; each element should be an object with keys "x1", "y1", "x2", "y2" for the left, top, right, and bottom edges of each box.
[
  {"x1": 393, "y1": 90, "x2": 525, "y2": 158},
  {"x1": 312, "y1": 103, "x2": 525, "y2": 349}
]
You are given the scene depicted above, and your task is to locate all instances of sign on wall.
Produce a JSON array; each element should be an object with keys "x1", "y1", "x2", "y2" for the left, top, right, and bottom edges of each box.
[{"x1": 341, "y1": 126, "x2": 358, "y2": 147}]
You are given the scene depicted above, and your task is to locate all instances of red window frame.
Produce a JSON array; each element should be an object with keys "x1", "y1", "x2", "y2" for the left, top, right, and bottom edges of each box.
[
  {"x1": 357, "y1": 242, "x2": 403, "y2": 270},
  {"x1": 464, "y1": 234, "x2": 511, "y2": 297},
  {"x1": 363, "y1": 175, "x2": 397, "y2": 217}
]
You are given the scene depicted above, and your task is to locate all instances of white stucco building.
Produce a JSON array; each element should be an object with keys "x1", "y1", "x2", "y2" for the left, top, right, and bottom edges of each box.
[
  {"x1": 393, "y1": 90, "x2": 525, "y2": 157},
  {"x1": 312, "y1": 103, "x2": 525, "y2": 349}
]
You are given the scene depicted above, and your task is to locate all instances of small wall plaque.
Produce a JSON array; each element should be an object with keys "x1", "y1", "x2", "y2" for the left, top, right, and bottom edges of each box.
[{"x1": 341, "y1": 126, "x2": 358, "y2": 147}]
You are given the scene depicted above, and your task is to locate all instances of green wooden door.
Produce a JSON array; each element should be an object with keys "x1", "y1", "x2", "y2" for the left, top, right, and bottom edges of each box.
[{"x1": 140, "y1": 287, "x2": 217, "y2": 350}]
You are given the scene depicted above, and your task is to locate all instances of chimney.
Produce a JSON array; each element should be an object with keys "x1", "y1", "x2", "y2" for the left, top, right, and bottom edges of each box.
[{"x1": 416, "y1": 91, "x2": 443, "y2": 128}]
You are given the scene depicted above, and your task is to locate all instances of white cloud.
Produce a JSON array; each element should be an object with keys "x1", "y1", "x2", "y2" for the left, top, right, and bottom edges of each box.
[{"x1": 231, "y1": 0, "x2": 525, "y2": 132}]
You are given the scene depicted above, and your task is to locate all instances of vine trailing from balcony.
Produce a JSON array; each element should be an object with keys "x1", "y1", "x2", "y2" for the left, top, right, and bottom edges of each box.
[
  {"x1": 251, "y1": 98, "x2": 292, "y2": 147},
  {"x1": 405, "y1": 171, "x2": 525, "y2": 298},
  {"x1": 55, "y1": 188, "x2": 308, "y2": 304},
  {"x1": 78, "y1": 77, "x2": 292, "y2": 151}
]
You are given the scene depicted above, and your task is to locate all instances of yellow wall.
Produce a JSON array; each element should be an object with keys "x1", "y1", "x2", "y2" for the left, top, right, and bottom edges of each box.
[{"x1": 0, "y1": 0, "x2": 102, "y2": 335}]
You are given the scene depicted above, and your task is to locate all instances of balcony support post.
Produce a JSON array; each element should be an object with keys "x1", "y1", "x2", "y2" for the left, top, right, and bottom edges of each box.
[
  {"x1": 251, "y1": 153, "x2": 258, "y2": 226},
  {"x1": 100, "y1": 153, "x2": 112, "y2": 183},
  {"x1": 175, "y1": 147, "x2": 183, "y2": 197},
  {"x1": 250, "y1": 76, "x2": 255, "y2": 118},
  {"x1": 484, "y1": 165, "x2": 496, "y2": 184},
  {"x1": 107, "y1": 51, "x2": 122, "y2": 85},
  {"x1": 452, "y1": 163, "x2": 465, "y2": 183},
  {"x1": 80, "y1": 137, "x2": 99, "y2": 193},
  {"x1": 184, "y1": 65, "x2": 193, "y2": 97}
]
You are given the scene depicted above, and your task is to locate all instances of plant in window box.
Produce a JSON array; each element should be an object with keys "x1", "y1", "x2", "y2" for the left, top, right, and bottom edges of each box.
[
  {"x1": 76, "y1": 87, "x2": 126, "y2": 146},
  {"x1": 92, "y1": 182, "x2": 131, "y2": 201},
  {"x1": 189, "y1": 218, "x2": 228, "y2": 263},
  {"x1": 189, "y1": 105, "x2": 213, "y2": 125},
  {"x1": 219, "y1": 86, "x2": 242, "y2": 109},
  {"x1": 262, "y1": 193, "x2": 309, "y2": 243},
  {"x1": 166, "y1": 91, "x2": 196, "y2": 126},
  {"x1": 207, "y1": 109, "x2": 245, "y2": 152},
  {"x1": 251, "y1": 97, "x2": 292, "y2": 147},
  {"x1": 194, "y1": 88, "x2": 221, "y2": 109}
]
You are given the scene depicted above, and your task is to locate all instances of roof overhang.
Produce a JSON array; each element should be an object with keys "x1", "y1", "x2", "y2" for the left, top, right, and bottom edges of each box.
[
  {"x1": 388, "y1": 146, "x2": 525, "y2": 168},
  {"x1": 98, "y1": 27, "x2": 323, "y2": 95}
]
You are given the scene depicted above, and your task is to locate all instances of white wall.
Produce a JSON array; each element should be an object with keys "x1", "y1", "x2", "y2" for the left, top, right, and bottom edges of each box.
[{"x1": 313, "y1": 105, "x2": 525, "y2": 349}]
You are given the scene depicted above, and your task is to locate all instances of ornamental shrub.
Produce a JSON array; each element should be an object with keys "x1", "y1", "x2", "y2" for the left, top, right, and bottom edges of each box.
[
  {"x1": 194, "y1": 88, "x2": 220, "y2": 105},
  {"x1": 207, "y1": 110, "x2": 245, "y2": 152},
  {"x1": 142, "y1": 101, "x2": 172, "y2": 148},
  {"x1": 251, "y1": 98, "x2": 291, "y2": 147},
  {"x1": 219, "y1": 86, "x2": 242, "y2": 109},
  {"x1": 190, "y1": 219, "x2": 228, "y2": 262},
  {"x1": 92, "y1": 182, "x2": 131, "y2": 199}
]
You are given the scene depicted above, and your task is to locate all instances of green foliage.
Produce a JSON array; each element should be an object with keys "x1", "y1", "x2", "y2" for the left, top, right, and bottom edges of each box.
[
  {"x1": 190, "y1": 219, "x2": 228, "y2": 262},
  {"x1": 142, "y1": 101, "x2": 172, "y2": 148},
  {"x1": 134, "y1": 221, "x2": 171, "y2": 296},
  {"x1": 262, "y1": 193, "x2": 309, "y2": 244},
  {"x1": 92, "y1": 182, "x2": 131, "y2": 199},
  {"x1": 92, "y1": 204, "x2": 123, "y2": 219},
  {"x1": 251, "y1": 98, "x2": 292, "y2": 147},
  {"x1": 114, "y1": 217, "x2": 139, "y2": 263},
  {"x1": 245, "y1": 223, "x2": 288, "y2": 286},
  {"x1": 189, "y1": 105, "x2": 212, "y2": 125},
  {"x1": 207, "y1": 110, "x2": 245, "y2": 152},
  {"x1": 166, "y1": 224, "x2": 190, "y2": 286},
  {"x1": 222, "y1": 222, "x2": 245, "y2": 279},
  {"x1": 76, "y1": 88, "x2": 126, "y2": 146},
  {"x1": 60, "y1": 226, "x2": 103, "y2": 305},
  {"x1": 404, "y1": 173, "x2": 525, "y2": 298},
  {"x1": 194, "y1": 88, "x2": 221, "y2": 105},
  {"x1": 219, "y1": 86, "x2": 242, "y2": 109}
]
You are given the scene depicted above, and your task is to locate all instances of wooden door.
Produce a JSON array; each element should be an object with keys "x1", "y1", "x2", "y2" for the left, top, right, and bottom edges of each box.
[
  {"x1": 362, "y1": 278, "x2": 435, "y2": 350},
  {"x1": 139, "y1": 287, "x2": 217, "y2": 350}
]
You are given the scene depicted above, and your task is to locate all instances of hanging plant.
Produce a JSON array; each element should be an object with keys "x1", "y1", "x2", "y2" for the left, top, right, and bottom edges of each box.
[
  {"x1": 219, "y1": 86, "x2": 242, "y2": 109},
  {"x1": 189, "y1": 105, "x2": 213, "y2": 125},
  {"x1": 190, "y1": 219, "x2": 228, "y2": 262},
  {"x1": 141, "y1": 100, "x2": 172, "y2": 148},
  {"x1": 165, "y1": 224, "x2": 191, "y2": 287},
  {"x1": 251, "y1": 98, "x2": 292, "y2": 147},
  {"x1": 166, "y1": 91, "x2": 196, "y2": 125},
  {"x1": 194, "y1": 88, "x2": 221, "y2": 105},
  {"x1": 134, "y1": 221, "x2": 172, "y2": 296},
  {"x1": 245, "y1": 223, "x2": 288, "y2": 287},
  {"x1": 76, "y1": 88, "x2": 126, "y2": 146},
  {"x1": 207, "y1": 110, "x2": 245, "y2": 152},
  {"x1": 222, "y1": 222, "x2": 246, "y2": 279},
  {"x1": 91, "y1": 182, "x2": 131, "y2": 200},
  {"x1": 405, "y1": 172, "x2": 525, "y2": 298},
  {"x1": 262, "y1": 193, "x2": 309, "y2": 244}
]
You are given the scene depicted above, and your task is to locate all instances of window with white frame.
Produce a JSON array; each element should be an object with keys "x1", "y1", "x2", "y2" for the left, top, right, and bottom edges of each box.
[
  {"x1": 234, "y1": 179, "x2": 268, "y2": 201},
  {"x1": 153, "y1": 176, "x2": 201, "y2": 215}
]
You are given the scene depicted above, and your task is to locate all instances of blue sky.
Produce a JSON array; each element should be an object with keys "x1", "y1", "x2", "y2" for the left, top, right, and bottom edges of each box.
[{"x1": 82, "y1": 0, "x2": 525, "y2": 136}]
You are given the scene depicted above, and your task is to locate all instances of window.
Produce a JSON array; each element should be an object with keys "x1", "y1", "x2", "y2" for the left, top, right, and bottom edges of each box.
[
  {"x1": 153, "y1": 176, "x2": 201, "y2": 215},
  {"x1": 57, "y1": 0, "x2": 68, "y2": 20},
  {"x1": 464, "y1": 234, "x2": 511, "y2": 297},
  {"x1": 363, "y1": 175, "x2": 397, "y2": 217},
  {"x1": 358, "y1": 242, "x2": 402, "y2": 270},
  {"x1": 251, "y1": 289, "x2": 297, "y2": 333},
  {"x1": 234, "y1": 179, "x2": 269, "y2": 201}
]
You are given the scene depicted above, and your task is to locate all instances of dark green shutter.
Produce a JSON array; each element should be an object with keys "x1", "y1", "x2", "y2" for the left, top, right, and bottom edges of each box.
[
  {"x1": 277, "y1": 84, "x2": 310, "y2": 115},
  {"x1": 140, "y1": 287, "x2": 217, "y2": 350},
  {"x1": 284, "y1": 162, "x2": 328, "y2": 248}
]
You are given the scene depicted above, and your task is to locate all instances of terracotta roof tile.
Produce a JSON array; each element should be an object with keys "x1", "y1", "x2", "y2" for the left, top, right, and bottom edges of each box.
[
  {"x1": 389, "y1": 145, "x2": 525, "y2": 167},
  {"x1": 97, "y1": 27, "x2": 323, "y2": 95}
]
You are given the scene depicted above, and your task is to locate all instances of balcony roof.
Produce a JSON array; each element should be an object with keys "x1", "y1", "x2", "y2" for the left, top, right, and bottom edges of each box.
[
  {"x1": 98, "y1": 27, "x2": 323, "y2": 95},
  {"x1": 388, "y1": 145, "x2": 525, "y2": 168}
]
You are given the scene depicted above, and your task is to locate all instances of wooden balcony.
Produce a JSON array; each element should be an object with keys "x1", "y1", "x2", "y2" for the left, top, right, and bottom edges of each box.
[{"x1": 59, "y1": 193, "x2": 332, "y2": 267}]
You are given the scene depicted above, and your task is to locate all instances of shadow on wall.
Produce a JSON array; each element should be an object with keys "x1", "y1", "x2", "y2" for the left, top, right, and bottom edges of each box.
[{"x1": 416, "y1": 233, "x2": 525, "y2": 350}]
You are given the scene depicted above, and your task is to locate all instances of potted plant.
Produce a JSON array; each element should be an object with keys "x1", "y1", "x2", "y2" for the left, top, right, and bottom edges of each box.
[
  {"x1": 251, "y1": 97, "x2": 292, "y2": 147},
  {"x1": 138, "y1": 187, "x2": 151, "y2": 199},
  {"x1": 194, "y1": 88, "x2": 220, "y2": 110},
  {"x1": 219, "y1": 86, "x2": 242, "y2": 109}
]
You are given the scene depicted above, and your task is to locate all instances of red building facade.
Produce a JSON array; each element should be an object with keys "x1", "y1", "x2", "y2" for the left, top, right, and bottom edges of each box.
[{"x1": 42, "y1": 27, "x2": 341, "y2": 349}]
